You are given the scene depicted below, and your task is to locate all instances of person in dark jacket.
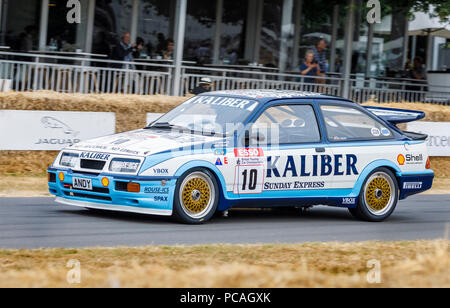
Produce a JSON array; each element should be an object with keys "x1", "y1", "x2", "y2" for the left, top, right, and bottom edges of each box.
[
  {"x1": 192, "y1": 78, "x2": 212, "y2": 95},
  {"x1": 110, "y1": 32, "x2": 136, "y2": 68}
]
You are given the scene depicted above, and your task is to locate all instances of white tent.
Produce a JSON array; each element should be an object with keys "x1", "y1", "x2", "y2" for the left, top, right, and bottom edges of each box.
[
  {"x1": 374, "y1": 10, "x2": 450, "y2": 38},
  {"x1": 409, "y1": 10, "x2": 450, "y2": 38}
]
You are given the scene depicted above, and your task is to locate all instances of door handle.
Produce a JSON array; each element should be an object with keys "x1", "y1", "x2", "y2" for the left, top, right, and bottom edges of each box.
[{"x1": 315, "y1": 147, "x2": 326, "y2": 153}]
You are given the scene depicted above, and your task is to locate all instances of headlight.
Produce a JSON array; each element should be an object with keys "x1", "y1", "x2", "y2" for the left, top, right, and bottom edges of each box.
[
  {"x1": 60, "y1": 153, "x2": 79, "y2": 168},
  {"x1": 109, "y1": 158, "x2": 141, "y2": 173}
]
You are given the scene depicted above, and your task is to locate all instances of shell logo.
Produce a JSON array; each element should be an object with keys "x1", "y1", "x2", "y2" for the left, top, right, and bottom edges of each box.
[{"x1": 397, "y1": 154, "x2": 405, "y2": 165}]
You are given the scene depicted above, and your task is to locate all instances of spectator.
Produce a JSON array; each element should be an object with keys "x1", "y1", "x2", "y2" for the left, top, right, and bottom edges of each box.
[
  {"x1": 19, "y1": 25, "x2": 37, "y2": 52},
  {"x1": 192, "y1": 77, "x2": 212, "y2": 95},
  {"x1": 312, "y1": 38, "x2": 328, "y2": 83},
  {"x1": 299, "y1": 50, "x2": 320, "y2": 84},
  {"x1": 162, "y1": 39, "x2": 174, "y2": 60},
  {"x1": 110, "y1": 32, "x2": 136, "y2": 68},
  {"x1": 405, "y1": 57, "x2": 427, "y2": 91},
  {"x1": 133, "y1": 37, "x2": 145, "y2": 59},
  {"x1": 155, "y1": 33, "x2": 166, "y2": 56},
  {"x1": 406, "y1": 57, "x2": 426, "y2": 80}
]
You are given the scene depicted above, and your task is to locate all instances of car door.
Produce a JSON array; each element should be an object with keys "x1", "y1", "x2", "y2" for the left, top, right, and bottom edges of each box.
[
  {"x1": 318, "y1": 102, "x2": 398, "y2": 190},
  {"x1": 234, "y1": 101, "x2": 333, "y2": 197}
]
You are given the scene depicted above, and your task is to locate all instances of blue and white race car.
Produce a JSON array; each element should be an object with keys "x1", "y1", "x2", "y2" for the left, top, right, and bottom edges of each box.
[{"x1": 48, "y1": 90, "x2": 434, "y2": 224}]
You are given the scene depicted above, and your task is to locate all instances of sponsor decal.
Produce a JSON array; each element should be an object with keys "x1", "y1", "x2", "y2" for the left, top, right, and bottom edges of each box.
[
  {"x1": 398, "y1": 153, "x2": 424, "y2": 165},
  {"x1": 187, "y1": 96, "x2": 259, "y2": 112},
  {"x1": 235, "y1": 148, "x2": 265, "y2": 166},
  {"x1": 266, "y1": 154, "x2": 358, "y2": 178},
  {"x1": 342, "y1": 197, "x2": 356, "y2": 205},
  {"x1": 381, "y1": 128, "x2": 391, "y2": 136},
  {"x1": 264, "y1": 181, "x2": 325, "y2": 190},
  {"x1": 214, "y1": 149, "x2": 227, "y2": 156},
  {"x1": 144, "y1": 187, "x2": 170, "y2": 194},
  {"x1": 405, "y1": 153, "x2": 423, "y2": 165},
  {"x1": 215, "y1": 157, "x2": 228, "y2": 166},
  {"x1": 79, "y1": 152, "x2": 110, "y2": 160},
  {"x1": 234, "y1": 148, "x2": 264, "y2": 157},
  {"x1": 153, "y1": 168, "x2": 169, "y2": 174},
  {"x1": 154, "y1": 196, "x2": 168, "y2": 202},
  {"x1": 371, "y1": 127, "x2": 381, "y2": 137},
  {"x1": 403, "y1": 182, "x2": 423, "y2": 189},
  {"x1": 109, "y1": 147, "x2": 140, "y2": 155},
  {"x1": 72, "y1": 144, "x2": 108, "y2": 150},
  {"x1": 397, "y1": 154, "x2": 405, "y2": 165}
]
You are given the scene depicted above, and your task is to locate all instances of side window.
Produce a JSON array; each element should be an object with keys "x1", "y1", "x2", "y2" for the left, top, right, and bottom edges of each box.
[
  {"x1": 320, "y1": 105, "x2": 393, "y2": 142},
  {"x1": 251, "y1": 104, "x2": 321, "y2": 145}
]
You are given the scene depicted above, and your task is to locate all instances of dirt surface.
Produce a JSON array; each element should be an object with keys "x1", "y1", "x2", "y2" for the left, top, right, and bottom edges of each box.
[{"x1": 0, "y1": 240, "x2": 448, "y2": 287}]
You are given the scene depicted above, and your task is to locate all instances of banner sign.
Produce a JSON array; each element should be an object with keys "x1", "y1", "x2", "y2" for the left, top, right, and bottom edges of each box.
[
  {"x1": 407, "y1": 122, "x2": 450, "y2": 156},
  {"x1": 0, "y1": 110, "x2": 115, "y2": 150}
]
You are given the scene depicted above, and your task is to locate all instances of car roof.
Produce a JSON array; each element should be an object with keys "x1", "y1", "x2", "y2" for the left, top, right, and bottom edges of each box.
[{"x1": 201, "y1": 89, "x2": 353, "y2": 104}]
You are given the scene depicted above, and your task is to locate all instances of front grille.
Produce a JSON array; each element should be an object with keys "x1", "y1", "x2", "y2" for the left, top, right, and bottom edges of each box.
[
  {"x1": 63, "y1": 184, "x2": 110, "y2": 194},
  {"x1": 80, "y1": 159, "x2": 106, "y2": 170},
  {"x1": 64, "y1": 191, "x2": 112, "y2": 201}
]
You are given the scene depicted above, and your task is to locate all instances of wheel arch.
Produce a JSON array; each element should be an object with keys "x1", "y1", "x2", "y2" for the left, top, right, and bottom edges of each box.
[
  {"x1": 352, "y1": 159, "x2": 401, "y2": 196},
  {"x1": 174, "y1": 160, "x2": 230, "y2": 209}
]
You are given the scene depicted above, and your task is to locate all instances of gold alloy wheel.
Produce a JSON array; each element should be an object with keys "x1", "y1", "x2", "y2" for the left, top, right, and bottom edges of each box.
[
  {"x1": 179, "y1": 172, "x2": 214, "y2": 219},
  {"x1": 363, "y1": 172, "x2": 395, "y2": 216}
]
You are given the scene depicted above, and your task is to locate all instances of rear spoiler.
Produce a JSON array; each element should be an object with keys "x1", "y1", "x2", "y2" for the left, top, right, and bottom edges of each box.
[{"x1": 364, "y1": 106, "x2": 425, "y2": 124}]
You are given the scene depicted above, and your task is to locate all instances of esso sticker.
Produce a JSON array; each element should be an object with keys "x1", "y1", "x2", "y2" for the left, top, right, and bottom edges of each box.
[{"x1": 234, "y1": 148, "x2": 264, "y2": 157}]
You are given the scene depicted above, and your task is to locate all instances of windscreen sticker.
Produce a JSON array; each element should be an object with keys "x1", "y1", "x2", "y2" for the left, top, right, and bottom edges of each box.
[
  {"x1": 187, "y1": 96, "x2": 259, "y2": 111},
  {"x1": 381, "y1": 128, "x2": 391, "y2": 136},
  {"x1": 371, "y1": 127, "x2": 381, "y2": 137}
]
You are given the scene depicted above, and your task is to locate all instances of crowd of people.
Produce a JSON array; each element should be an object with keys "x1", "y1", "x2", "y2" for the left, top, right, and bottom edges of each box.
[
  {"x1": 299, "y1": 38, "x2": 328, "y2": 84},
  {"x1": 109, "y1": 32, "x2": 174, "y2": 68},
  {"x1": 299, "y1": 37, "x2": 427, "y2": 85}
]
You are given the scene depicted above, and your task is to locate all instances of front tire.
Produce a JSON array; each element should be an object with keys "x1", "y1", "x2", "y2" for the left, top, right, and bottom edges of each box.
[
  {"x1": 349, "y1": 167, "x2": 398, "y2": 222},
  {"x1": 173, "y1": 168, "x2": 219, "y2": 224}
]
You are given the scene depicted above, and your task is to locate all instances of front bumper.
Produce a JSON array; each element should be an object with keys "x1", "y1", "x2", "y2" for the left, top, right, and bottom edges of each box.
[{"x1": 47, "y1": 167, "x2": 177, "y2": 216}]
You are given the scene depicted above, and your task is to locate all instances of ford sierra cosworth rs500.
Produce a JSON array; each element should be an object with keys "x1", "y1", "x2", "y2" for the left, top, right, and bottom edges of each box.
[{"x1": 47, "y1": 90, "x2": 433, "y2": 224}]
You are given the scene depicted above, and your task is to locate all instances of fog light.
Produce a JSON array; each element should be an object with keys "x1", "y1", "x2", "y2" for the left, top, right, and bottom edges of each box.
[
  {"x1": 127, "y1": 183, "x2": 140, "y2": 193},
  {"x1": 58, "y1": 172, "x2": 65, "y2": 182},
  {"x1": 101, "y1": 177, "x2": 109, "y2": 187}
]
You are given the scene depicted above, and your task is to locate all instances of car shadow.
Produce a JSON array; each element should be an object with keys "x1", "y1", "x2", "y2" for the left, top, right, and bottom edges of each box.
[
  {"x1": 58, "y1": 208, "x2": 172, "y2": 224},
  {"x1": 58, "y1": 205, "x2": 361, "y2": 225}
]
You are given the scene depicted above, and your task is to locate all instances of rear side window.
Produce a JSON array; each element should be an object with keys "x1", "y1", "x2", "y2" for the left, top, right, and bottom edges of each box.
[
  {"x1": 320, "y1": 105, "x2": 393, "y2": 142},
  {"x1": 252, "y1": 104, "x2": 321, "y2": 144}
]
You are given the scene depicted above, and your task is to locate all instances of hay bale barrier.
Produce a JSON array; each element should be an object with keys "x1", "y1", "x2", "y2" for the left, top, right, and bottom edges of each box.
[{"x1": 0, "y1": 92, "x2": 449, "y2": 177}]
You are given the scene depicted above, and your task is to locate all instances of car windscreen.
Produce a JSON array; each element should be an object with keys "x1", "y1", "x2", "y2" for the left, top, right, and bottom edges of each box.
[{"x1": 147, "y1": 96, "x2": 259, "y2": 136}]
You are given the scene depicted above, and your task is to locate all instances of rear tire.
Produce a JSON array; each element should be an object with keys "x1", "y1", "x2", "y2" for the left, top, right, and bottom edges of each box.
[
  {"x1": 172, "y1": 168, "x2": 219, "y2": 224},
  {"x1": 349, "y1": 167, "x2": 398, "y2": 222}
]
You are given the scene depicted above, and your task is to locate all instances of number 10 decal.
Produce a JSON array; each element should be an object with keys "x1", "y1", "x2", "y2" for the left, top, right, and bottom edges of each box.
[{"x1": 234, "y1": 165, "x2": 264, "y2": 194}]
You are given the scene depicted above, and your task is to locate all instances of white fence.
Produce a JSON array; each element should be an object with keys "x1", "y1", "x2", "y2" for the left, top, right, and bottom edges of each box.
[{"x1": 0, "y1": 51, "x2": 449, "y2": 104}]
